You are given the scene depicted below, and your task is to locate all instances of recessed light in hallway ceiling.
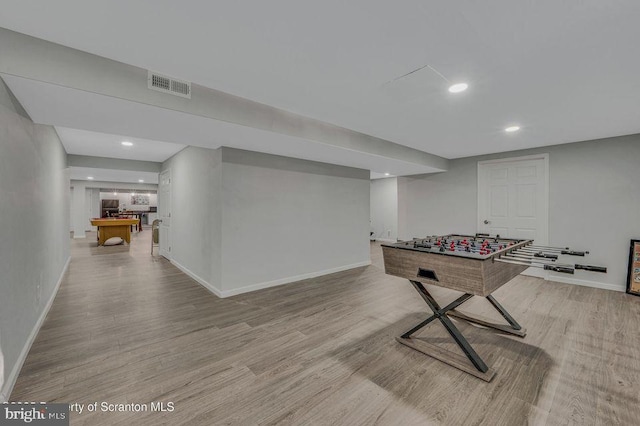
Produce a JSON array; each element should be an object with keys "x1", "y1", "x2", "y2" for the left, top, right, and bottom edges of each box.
[{"x1": 448, "y1": 83, "x2": 468, "y2": 94}]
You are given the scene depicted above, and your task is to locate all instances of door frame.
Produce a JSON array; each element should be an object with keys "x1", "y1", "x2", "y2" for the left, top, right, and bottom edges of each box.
[
  {"x1": 477, "y1": 153, "x2": 550, "y2": 244},
  {"x1": 158, "y1": 168, "x2": 172, "y2": 260}
]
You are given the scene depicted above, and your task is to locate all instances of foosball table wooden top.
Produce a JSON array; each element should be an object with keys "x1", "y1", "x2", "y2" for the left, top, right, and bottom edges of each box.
[{"x1": 382, "y1": 234, "x2": 534, "y2": 296}]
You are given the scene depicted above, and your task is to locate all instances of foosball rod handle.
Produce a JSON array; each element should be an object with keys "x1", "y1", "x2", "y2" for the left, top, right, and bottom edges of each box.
[
  {"x1": 527, "y1": 246, "x2": 590, "y2": 256},
  {"x1": 534, "y1": 252, "x2": 558, "y2": 260},
  {"x1": 575, "y1": 264, "x2": 607, "y2": 273},
  {"x1": 561, "y1": 250, "x2": 589, "y2": 256},
  {"x1": 543, "y1": 264, "x2": 575, "y2": 274}
]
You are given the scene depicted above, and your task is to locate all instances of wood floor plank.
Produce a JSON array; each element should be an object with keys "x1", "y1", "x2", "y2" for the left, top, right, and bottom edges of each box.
[{"x1": 8, "y1": 234, "x2": 640, "y2": 425}]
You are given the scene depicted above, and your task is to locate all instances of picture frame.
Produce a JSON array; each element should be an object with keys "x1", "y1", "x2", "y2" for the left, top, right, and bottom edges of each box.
[
  {"x1": 131, "y1": 194, "x2": 150, "y2": 205},
  {"x1": 626, "y1": 239, "x2": 640, "y2": 296}
]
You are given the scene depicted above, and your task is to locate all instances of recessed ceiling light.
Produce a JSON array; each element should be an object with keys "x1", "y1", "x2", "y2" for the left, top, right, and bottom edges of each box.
[
  {"x1": 138, "y1": 179, "x2": 144, "y2": 183},
  {"x1": 87, "y1": 176, "x2": 94, "y2": 180},
  {"x1": 113, "y1": 192, "x2": 117, "y2": 196},
  {"x1": 448, "y1": 83, "x2": 468, "y2": 93},
  {"x1": 121, "y1": 141, "x2": 133, "y2": 146},
  {"x1": 131, "y1": 192, "x2": 135, "y2": 196},
  {"x1": 505, "y1": 126, "x2": 521, "y2": 133},
  {"x1": 384, "y1": 173, "x2": 390, "y2": 176}
]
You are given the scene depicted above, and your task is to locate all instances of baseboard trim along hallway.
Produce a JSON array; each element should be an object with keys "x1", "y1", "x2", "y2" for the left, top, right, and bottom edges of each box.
[
  {"x1": 0, "y1": 257, "x2": 70, "y2": 403},
  {"x1": 170, "y1": 259, "x2": 223, "y2": 298},
  {"x1": 171, "y1": 259, "x2": 372, "y2": 298}
]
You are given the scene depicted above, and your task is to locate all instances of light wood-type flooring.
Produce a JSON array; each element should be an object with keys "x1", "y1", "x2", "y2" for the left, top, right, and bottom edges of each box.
[{"x1": 10, "y1": 231, "x2": 640, "y2": 425}]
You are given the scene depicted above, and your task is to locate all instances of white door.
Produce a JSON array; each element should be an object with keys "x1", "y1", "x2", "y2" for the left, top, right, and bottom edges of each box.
[
  {"x1": 158, "y1": 169, "x2": 171, "y2": 259},
  {"x1": 478, "y1": 155, "x2": 549, "y2": 245}
]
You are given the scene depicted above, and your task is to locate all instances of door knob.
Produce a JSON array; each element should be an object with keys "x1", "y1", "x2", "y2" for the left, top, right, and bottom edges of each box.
[{"x1": 484, "y1": 220, "x2": 490, "y2": 224}]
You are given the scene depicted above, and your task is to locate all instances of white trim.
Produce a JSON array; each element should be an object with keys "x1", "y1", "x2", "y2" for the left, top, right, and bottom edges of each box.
[
  {"x1": 72, "y1": 235, "x2": 86, "y2": 239},
  {"x1": 548, "y1": 275, "x2": 624, "y2": 292},
  {"x1": 521, "y1": 267, "x2": 548, "y2": 279},
  {"x1": 172, "y1": 259, "x2": 372, "y2": 299},
  {"x1": 219, "y1": 260, "x2": 372, "y2": 298},
  {"x1": 370, "y1": 238, "x2": 396, "y2": 243},
  {"x1": 0, "y1": 257, "x2": 71, "y2": 403},
  {"x1": 477, "y1": 153, "x2": 550, "y2": 165},
  {"x1": 170, "y1": 259, "x2": 222, "y2": 298},
  {"x1": 477, "y1": 153, "x2": 549, "y2": 245},
  {"x1": 158, "y1": 169, "x2": 171, "y2": 260}
]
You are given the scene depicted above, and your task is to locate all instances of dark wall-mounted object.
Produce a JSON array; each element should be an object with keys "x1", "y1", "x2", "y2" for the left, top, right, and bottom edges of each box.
[{"x1": 626, "y1": 239, "x2": 640, "y2": 296}]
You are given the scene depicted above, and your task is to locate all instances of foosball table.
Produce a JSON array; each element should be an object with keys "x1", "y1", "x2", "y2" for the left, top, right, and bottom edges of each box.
[{"x1": 382, "y1": 234, "x2": 606, "y2": 381}]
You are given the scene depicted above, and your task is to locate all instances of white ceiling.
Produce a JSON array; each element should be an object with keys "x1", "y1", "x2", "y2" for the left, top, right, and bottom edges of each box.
[
  {"x1": 3, "y1": 75, "x2": 442, "y2": 177},
  {"x1": 1, "y1": 1, "x2": 639, "y2": 159},
  {"x1": 56, "y1": 127, "x2": 184, "y2": 162},
  {"x1": 69, "y1": 167, "x2": 159, "y2": 184}
]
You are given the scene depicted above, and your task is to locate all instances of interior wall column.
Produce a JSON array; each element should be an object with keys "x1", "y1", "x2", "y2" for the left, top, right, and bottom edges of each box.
[{"x1": 71, "y1": 182, "x2": 87, "y2": 239}]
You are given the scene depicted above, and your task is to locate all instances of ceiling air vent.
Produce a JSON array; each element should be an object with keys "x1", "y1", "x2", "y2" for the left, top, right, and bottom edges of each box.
[{"x1": 147, "y1": 71, "x2": 191, "y2": 99}]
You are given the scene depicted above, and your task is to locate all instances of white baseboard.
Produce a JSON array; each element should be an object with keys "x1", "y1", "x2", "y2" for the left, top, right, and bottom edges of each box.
[
  {"x1": 521, "y1": 267, "x2": 548, "y2": 279},
  {"x1": 520, "y1": 267, "x2": 623, "y2": 293},
  {"x1": 171, "y1": 259, "x2": 371, "y2": 299},
  {"x1": 220, "y1": 260, "x2": 372, "y2": 298},
  {"x1": 170, "y1": 260, "x2": 223, "y2": 298},
  {"x1": 549, "y1": 275, "x2": 625, "y2": 292},
  {"x1": 0, "y1": 256, "x2": 70, "y2": 403}
]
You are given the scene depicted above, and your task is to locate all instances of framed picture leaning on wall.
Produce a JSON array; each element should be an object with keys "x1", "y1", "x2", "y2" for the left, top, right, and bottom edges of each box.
[{"x1": 626, "y1": 239, "x2": 640, "y2": 296}]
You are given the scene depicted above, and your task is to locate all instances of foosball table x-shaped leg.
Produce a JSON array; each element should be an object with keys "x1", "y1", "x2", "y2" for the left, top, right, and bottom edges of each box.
[{"x1": 397, "y1": 280, "x2": 526, "y2": 381}]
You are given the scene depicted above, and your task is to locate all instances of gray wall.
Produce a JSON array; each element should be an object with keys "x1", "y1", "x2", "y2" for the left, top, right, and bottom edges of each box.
[
  {"x1": 398, "y1": 134, "x2": 640, "y2": 290},
  {"x1": 220, "y1": 148, "x2": 370, "y2": 295},
  {"x1": 161, "y1": 147, "x2": 222, "y2": 290},
  {"x1": 370, "y1": 178, "x2": 398, "y2": 242},
  {"x1": 0, "y1": 79, "x2": 70, "y2": 400},
  {"x1": 161, "y1": 146, "x2": 370, "y2": 297}
]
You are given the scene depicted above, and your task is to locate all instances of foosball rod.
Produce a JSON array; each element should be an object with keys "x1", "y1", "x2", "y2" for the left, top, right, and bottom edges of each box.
[
  {"x1": 501, "y1": 254, "x2": 571, "y2": 267},
  {"x1": 495, "y1": 258, "x2": 575, "y2": 274},
  {"x1": 501, "y1": 256, "x2": 580, "y2": 270},
  {"x1": 502, "y1": 253, "x2": 558, "y2": 263},
  {"x1": 497, "y1": 256, "x2": 607, "y2": 273},
  {"x1": 524, "y1": 245, "x2": 589, "y2": 255},
  {"x1": 502, "y1": 253, "x2": 604, "y2": 269},
  {"x1": 509, "y1": 250, "x2": 559, "y2": 260},
  {"x1": 517, "y1": 248, "x2": 566, "y2": 257},
  {"x1": 524, "y1": 248, "x2": 589, "y2": 256}
]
